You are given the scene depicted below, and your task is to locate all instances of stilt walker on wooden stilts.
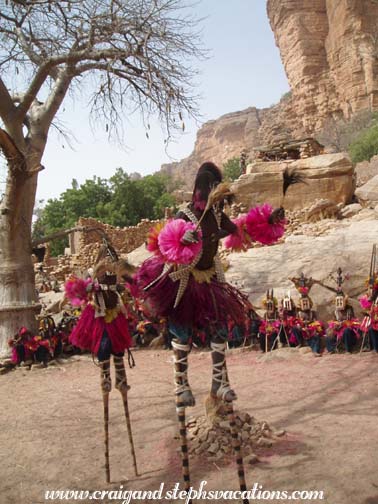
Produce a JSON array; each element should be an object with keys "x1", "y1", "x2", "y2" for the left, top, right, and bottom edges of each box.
[
  {"x1": 136, "y1": 161, "x2": 301, "y2": 499},
  {"x1": 65, "y1": 238, "x2": 138, "y2": 482}
]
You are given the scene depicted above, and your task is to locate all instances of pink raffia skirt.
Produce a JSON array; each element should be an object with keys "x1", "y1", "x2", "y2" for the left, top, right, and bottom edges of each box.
[
  {"x1": 136, "y1": 256, "x2": 249, "y2": 327},
  {"x1": 69, "y1": 304, "x2": 132, "y2": 355}
]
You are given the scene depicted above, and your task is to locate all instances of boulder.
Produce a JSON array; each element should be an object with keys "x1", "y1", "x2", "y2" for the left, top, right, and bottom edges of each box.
[
  {"x1": 126, "y1": 244, "x2": 152, "y2": 267},
  {"x1": 355, "y1": 175, "x2": 378, "y2": 207},
  {"x1": 340, "y1": 203, "x2": 362, "y2": 219},
  {"x1": 232, "y1": 153, "x2": 354, "y2": 211},
  {"x1": 305, "y1": 199, "x2": 341, "y2": 222}
]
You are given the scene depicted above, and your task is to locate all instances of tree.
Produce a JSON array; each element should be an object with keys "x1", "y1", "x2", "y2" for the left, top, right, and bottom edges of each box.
[
  {"x1": 317, "y1": 111, "x2": 378, "y2": 153},
  {"x1": 348, "y1": 123, "x2": 378, "y2": 163},
  {"x1": 33, "y1": 176, "x2": 112, "y2": 255},
  {"x1": 33, "y1": 170, "x2": 180, "y2": 251},
  {"x1": 0, "y1": 0, "x2": 203, "y2": 356},
  {"x1": 223, "y1": 157, "x2": 242, "y2": 181}
]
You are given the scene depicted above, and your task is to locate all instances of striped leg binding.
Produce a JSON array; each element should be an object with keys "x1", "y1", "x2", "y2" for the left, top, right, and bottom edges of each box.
[
  {"x1": 100, "y1": 359, "x2": 111, "y2": 483},
  {"x1": 172, "y1": 340, "x2": 195, "y2": 407},
  {"x1": 210, "y1": 342, "x2": 249, "y2": 504},
  {"x1": 176, "y1": 401, "x2": 192, "y2": 503},
  {"x1": 172, "y1": 340, "x2": 192, "y2": 502},
  {"x1": 114, "y1": 356, "x2": 138, "y2": 477},
  {"x1": 210, "y1": 341, "x2": 237, "y2": 402},
  {"x1": 227, "y1": 401, "x2": 249, "y2": 504}
]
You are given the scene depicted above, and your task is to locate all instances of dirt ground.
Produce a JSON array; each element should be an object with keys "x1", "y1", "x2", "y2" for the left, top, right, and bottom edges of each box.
[{"x1": 1, "y1": 347, "x2": 378, "y2": 504}]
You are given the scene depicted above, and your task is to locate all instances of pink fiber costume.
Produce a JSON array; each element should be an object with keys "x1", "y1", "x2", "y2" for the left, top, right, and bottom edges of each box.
[
  {"x1": 136, "y1": 162, "x2": 286, "y2": 343},
  {"x1": 67, "y1": 273, "x2": 132, "y2": 359}
]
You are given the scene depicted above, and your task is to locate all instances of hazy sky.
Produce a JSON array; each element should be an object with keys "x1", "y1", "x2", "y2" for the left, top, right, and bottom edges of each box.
[{"x1": 35, "y1": 0, "x2": 289, "y2": 202}]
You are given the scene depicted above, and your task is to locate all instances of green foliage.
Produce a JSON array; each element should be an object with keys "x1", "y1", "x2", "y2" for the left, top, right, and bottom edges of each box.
[
  {"x1": 280, "y1": 90, "x2": 292, "y2": 101},
  {"x1": 33, "y1": 170, "x2": 179, "y2": 255},
  {"x1": 223, "y1": 157, "x2": 242, "y2": 181},
  {"x1": 348, "y1": 123, "x2": 378, "y2": 163}
]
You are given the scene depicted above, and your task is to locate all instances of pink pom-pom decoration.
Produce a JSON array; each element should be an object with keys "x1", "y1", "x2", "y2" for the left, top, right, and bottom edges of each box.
[
  {"x1": 64, "y1": 276, "x2": 92, "y2": 306},
  {"x1": 158, "y1": 219, "x2": 202, "y2": 265},
  {"x1": 224, "y1": 215, "x2": 252, "y2": 252},
  {"x1": 359, "y1": 294, "x2": 372, "y2": 310},
  {"x1": 245, "y1": 204, "x2": 286, "y2": 245}
]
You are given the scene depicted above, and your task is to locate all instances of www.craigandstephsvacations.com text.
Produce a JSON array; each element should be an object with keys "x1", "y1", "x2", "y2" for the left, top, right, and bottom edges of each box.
[{"x1": 45, "y1": 481, "x2": 325, "y2": 502}]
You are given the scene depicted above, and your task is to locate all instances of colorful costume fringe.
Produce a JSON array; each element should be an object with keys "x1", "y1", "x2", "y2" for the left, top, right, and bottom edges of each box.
[
  {"x1": 327, "y1": 319, "x2": 361, "y2": 341},
  {"x1": 137, "y1": 256, "x2": 249, "y2": 327},
  {"x1": 69, "y1": 304, "x2": 132, "y2": 355},
  {"x1": 139, "y1": 204, "x2": 285, "y2": 332},
  {"x1": 258, "y1": 319, "x2": 280, "y2": 337},
  {"x1": 66, "y1": 276, "x2": 132, "y2": 356}
]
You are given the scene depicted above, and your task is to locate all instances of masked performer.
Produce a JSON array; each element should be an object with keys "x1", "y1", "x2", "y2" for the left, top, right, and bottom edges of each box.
[
  {"x1": 326, "y1": 268, "x2": 360, "y2": 353},
  {"x1": 290, "y1": 273, "x2": 323, "y2": 355},
  {"x1": 137, "y1": 161, "x2": 290, "y2": 501},
  {"x1": 65, "y1": 243, "x2": 138, "y2": 482},
  {"x1": 8, "y1": 326, "x2": 33, "y2": 365},
  {"x1": 258, "y1": 290, "x2": 280, "y2": 352},
  {"x1": 359, "y1": 261, "x2": 378, "y2": 353},
  {"x1": 277, "y1": 291, "x2": 296, "y2": 347}
]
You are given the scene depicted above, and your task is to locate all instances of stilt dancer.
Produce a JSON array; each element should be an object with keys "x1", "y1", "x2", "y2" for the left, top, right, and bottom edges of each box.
[
  {"x1": 137, "y1": 161, "x2": 299, "y2": 497},
  {"x1": 65, "y1": 241, "x2": 138, "y2": 481}
]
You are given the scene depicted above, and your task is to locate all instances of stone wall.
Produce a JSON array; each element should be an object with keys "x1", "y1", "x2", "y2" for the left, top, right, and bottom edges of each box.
[
  {"x1": 44, "y1": 217, "x2": 161, "y2": 280},
  {"x1": 74, "y1": 217, "x2": 159, "y2": 254}
]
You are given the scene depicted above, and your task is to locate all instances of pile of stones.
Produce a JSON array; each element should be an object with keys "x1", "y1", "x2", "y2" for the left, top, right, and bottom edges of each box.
[{"x1": 184, "y1": 411, "x2": 285, "y2": 463}]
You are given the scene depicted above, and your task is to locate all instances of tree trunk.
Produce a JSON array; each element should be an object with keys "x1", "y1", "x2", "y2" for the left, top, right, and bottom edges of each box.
[{"x1": 0, "y1": 135, "x2": 41, "y2": 358}]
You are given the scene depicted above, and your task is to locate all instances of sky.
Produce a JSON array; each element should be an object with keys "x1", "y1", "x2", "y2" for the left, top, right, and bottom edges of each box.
[{"x1": 30, "y1": 0, "x2": 290, "y2": 202}]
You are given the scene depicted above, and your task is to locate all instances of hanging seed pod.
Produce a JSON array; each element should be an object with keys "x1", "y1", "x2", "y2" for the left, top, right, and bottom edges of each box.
[
  {"x1": 182, "y1": 122, "x2": 185, "y2": 132},
  {"x1": 106, "y1": 124, "x2": 109, "y2": 132},
  {"x1": 146, "y1": 132, "x2": 149, "y2": 139},
  {"x1": 178, "y1": 111, "x2": 182, "y2": 121}
]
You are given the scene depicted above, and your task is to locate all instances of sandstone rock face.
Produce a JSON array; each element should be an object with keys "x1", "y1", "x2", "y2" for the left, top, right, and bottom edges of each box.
[
  {"x1": 355, "y1": 174, "x2": 378, "y2": 207},
  {"x1": 231, "y1": 153, "x2": 354, "y2": 210},
  {"x1": 225, "y1": 218, "x2": 378, "y2": 322},
  {"x1": 161, "y1": 2, "x2": 378, "y2": 189},
  {"x1": 267, "y1": 0, "x2": 378, "y2": 133},
  {"x1": 160, "y1": 107, "x2": 268, "y2": 188}
]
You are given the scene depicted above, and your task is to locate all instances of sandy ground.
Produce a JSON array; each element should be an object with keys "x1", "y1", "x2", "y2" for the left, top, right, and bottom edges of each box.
[{"x1": 1, "y1": 347, "x2": 378, "y2": 504}]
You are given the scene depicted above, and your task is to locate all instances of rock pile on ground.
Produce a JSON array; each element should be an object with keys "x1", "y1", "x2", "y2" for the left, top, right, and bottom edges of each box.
[{"x1": 183, "y1": 411, "x2": 285, "y2": 463}]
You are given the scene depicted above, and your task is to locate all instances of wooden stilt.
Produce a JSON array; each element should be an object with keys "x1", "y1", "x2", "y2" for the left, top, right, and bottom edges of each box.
[
  {"x1": 100, "y1": 360, "x2": 111, "y2": 483},
  {"x1": 114, "y1": 356, "x2": 138, "y2": 476}
]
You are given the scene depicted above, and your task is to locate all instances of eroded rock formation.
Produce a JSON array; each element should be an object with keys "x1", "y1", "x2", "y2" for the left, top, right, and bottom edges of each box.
[
  {"x1": 267, "y1": 0, "x2": 378, "y2": 132},
  {"x1": 232, "y1": 153, "x2": 355, "y2": 210},
  {"x1": 162, "y1": 1, "x2": 378, "y2": 187}
]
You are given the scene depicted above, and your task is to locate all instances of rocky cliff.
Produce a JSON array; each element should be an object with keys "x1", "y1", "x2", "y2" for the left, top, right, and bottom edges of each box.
[
  {"x1": 267, "y1": 0, "x2": 378, "y2": 132},
  {"x1": 162, "y1": 0, "x2": 378, "y2": 188}
]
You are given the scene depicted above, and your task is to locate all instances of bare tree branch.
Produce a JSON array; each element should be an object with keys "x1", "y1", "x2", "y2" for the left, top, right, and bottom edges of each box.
[
  {"x1": 0, "y1": 0, "x2": 205, "y2": 145},
  {"x1": 16, "y1": 63, "x2": 54, "y2": 119},
  {"x1": 0, "y1": 78, "x2": 17, "y2": 127}
]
